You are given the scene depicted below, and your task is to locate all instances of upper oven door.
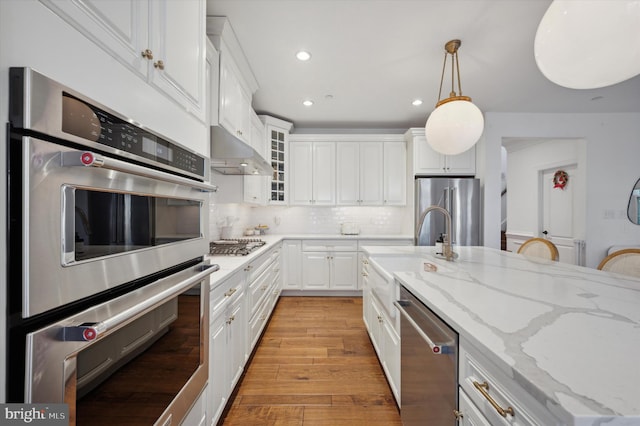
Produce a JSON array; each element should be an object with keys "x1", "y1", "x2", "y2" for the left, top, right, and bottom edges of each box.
[{"x1": 22, "y1": 136, "x2": 211, "y2": 318}]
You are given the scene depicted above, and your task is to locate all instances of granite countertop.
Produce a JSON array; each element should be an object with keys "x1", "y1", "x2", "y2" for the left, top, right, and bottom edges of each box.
[{"x1": 360, "y1": 245, "x2": 640, "y2": 424}]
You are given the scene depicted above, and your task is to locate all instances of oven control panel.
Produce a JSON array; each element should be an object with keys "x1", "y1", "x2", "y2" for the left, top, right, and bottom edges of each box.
[{"x1": 61, "y1": 92, "x2": 205, "y2": 177}]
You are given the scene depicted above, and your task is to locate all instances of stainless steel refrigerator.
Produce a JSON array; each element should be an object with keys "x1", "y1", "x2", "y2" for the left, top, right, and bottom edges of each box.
[{"x1": 415, "y1": 177, "x2": 481, "y2": 246}]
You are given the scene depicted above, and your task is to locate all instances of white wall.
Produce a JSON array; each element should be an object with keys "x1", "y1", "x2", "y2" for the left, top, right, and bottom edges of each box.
[
  {"x1": 505, "y1": 138, "x2": 586, "y2": 238},
  {"x1": 480, "y1": 112, "x2": 640, "y2": 267}
]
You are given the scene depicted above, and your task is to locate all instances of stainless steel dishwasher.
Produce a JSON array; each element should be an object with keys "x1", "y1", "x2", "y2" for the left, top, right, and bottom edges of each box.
[{"x1": 395, "y1": 285, "x2": 459, "y2": 425}]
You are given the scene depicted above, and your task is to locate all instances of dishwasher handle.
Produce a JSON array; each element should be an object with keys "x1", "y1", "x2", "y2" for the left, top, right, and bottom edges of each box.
[{"x1": 394, "y1": 300, "x2": 454, "y2": 355}]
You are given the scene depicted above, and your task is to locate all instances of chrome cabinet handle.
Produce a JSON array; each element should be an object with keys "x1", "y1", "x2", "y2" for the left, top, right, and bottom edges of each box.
[
  {"x1": 473, "y1": 381, "x2": 515, "y2": 418},
  {"x1": 61, "y1": 151, "x2": 217, "y2": 192},
  {"x1": 226, "y1": 314, "x2": 235, "y2": 325},
  {"x1": 224, "y1": 288, "x2": 237, "y2": 297},
  {"x1": 453, "y1": 410, "x2": 463, "y2": 420},
  {"x1": 154, "y1": 60, "x2": 165, "y2": 70},
  {"x1": 141, "y1": 49, "x2": 153, "y2": 59}
]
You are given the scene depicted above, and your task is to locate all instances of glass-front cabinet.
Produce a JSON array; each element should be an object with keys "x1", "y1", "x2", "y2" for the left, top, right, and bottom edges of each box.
[{"x1": 261, "y1": 116, "x2": 293, "y2": 205}]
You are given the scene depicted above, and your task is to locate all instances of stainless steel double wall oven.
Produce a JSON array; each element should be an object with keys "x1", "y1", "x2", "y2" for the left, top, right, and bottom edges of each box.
[{"x1": 6, "y1": 68, "x2": 218, "y2": 425}]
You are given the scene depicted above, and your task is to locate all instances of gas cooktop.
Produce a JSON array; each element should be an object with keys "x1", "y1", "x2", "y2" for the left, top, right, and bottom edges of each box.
[{"x1": 209, "y1": 239, "x2": 266, "y2": 256}]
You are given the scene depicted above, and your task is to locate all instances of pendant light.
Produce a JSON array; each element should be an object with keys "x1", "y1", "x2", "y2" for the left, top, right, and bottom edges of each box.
[
  {"x1": 535, "y1": 0, "x2": 640, "y2": 89},
  {"x1": 425, "y1": 39, "x2": 484, "y2": 156}
]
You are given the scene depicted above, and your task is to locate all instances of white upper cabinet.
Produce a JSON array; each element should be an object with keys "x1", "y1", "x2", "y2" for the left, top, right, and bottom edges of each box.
[
  {"x1": 289, "y1": 141, "x2": 336, "y2": 206},
  {"x1": 218, "y1": 52, "x2": 252, "y2": 143},
  {"x1": 261, "y1": 116, "x2": 293, "y2": 205},
  {"x1": 243, "y1": 113, "x2": 268, "y2": 205},
  {"x1": 406, "y1": 128, "x2": 476, "y2": 175},
  {"x1": 41, "y1": 0, "x2": 207, "y2": 123},
  {"x1": 208, "y1": 17, "x2": 259, "y2": 146},
  {"x1": 336, "y1": 142, "x2": 384, "y2": 206},
  {"x1": 292, "y1": 134, "x2": 405, "y2": 206},
  {"x1": 383, "y1": 142, "x2": 407, "y2": 205}
]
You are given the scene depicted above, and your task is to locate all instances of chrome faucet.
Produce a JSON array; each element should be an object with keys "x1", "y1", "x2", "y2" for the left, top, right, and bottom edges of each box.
[{"x1": 415, "y1": 205, "x2": 455, "y2": 261}]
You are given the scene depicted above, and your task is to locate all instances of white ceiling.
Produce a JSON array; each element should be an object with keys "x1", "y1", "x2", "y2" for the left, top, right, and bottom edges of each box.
[{"x1": 206, "y1": 0, "x2": 640, "y2": 130}]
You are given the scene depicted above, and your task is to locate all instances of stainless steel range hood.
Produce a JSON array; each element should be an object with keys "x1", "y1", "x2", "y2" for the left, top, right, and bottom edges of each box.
[{"x1": 210, "y1": 125, "x2": 272, "y2": 175}]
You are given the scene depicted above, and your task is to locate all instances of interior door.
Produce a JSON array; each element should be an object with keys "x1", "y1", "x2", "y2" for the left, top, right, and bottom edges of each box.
[{"x1": 541, "y1": 165, "x2": 576, "y2": 263}]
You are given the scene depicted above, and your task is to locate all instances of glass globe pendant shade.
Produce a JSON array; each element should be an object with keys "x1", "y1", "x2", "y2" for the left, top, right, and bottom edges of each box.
[
  {"x1": 425, "y1": 99, "x2": 484, "y2": 156},
  {"x1": 534, "y1": 0, "x2": 640, "y2": 89}
]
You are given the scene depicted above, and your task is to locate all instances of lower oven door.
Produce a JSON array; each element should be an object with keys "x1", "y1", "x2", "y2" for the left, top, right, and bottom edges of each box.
[{"x1": 25, "y1": 262, "x2": 216, "y2": 426}]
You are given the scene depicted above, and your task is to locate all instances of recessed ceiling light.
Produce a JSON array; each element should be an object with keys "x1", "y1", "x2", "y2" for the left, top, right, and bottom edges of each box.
[
  {"x1": 412, "y1": 99, "x2": 423, "y2": 106},
  {"x1": 239, "y1": 162, "x2": 248, "y2": 167},
  {"x1": 303, "y1": 100, "x2": 314, "y2": 107},
  {"x1": 296, "y1": 51, "x2": 311, "y2": 61}
]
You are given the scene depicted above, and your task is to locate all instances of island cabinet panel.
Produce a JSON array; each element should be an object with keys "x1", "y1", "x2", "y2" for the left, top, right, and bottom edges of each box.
[
  {"x1": 458, "y1": 388, "x2": 492, "y2": 426},
  {"x1": 459, "y1": 338, "x2": 561, "y2": 426}
]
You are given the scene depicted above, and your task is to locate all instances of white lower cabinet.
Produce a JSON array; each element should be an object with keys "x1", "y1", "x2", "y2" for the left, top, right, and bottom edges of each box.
[
  {"x1": 363, "y1": 266, "x2": 400, "y2": 403},
  {"x1": 209, "y1": 270, "x2": 245, "y2": 425},
  {"x1": 458, "y1": 388, "x2": 492, "y2": 425},
  {"x1": 282, "y1": 240, "x2": 302, "y2": 290},
  {"x1": 301, "y1": 240, "x2": 359, "y2": 290},
  {"x1": 459, "y1": 337, "x2": 562, "y2": 426},
  {"x1": 208, "y1": 243, "x2": 281, "y2": 425}
]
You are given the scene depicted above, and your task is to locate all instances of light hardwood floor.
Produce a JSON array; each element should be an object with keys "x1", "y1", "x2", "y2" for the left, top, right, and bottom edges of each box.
[{"x1": 220, "y1": 296, "x2": 402, "y2": 425}]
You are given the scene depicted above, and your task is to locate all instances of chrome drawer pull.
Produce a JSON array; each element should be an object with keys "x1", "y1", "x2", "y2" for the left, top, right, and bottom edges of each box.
[
  {"x1": 224, "y1": 288, "x2": 237, "y2": 297},
  {"x1": 473, "y1": 381, "x2": 515, "y2": 418}
]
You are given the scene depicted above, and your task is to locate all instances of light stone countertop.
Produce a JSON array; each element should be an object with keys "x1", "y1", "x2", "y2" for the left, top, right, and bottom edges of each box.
[
  {"x1": 360, "y1": 245, "x2": 640, "y2": 425},
  {"x1": 205, "y1": 234, "x2": 412, "y2": 286}
]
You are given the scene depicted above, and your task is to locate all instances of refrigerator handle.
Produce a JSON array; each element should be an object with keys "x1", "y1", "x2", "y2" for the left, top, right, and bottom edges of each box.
[{"x1": 450, "y1": 187, "x2": 456, "y2": 244}]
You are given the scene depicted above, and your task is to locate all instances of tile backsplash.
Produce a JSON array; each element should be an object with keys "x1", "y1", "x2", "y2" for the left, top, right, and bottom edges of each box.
[{"x1": 209, "y1": 201, "x2": 413, "y2": 240}]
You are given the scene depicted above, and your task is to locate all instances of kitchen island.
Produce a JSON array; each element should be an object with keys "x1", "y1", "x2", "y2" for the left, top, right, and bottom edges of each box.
[{"x1": 362, "y1": 245, "x2": 640, "y2": 425}]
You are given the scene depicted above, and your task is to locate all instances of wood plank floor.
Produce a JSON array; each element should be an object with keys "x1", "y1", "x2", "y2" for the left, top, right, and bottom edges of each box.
[{"x1": 220, "y1": 296, "x2": 402, "y2": 426}]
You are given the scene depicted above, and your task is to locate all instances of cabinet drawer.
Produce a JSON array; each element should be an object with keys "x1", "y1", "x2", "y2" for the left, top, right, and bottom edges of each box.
[
  {"x1": 210, "y1": 270, "x2": 244, "y2": 316},
  {"x1": 246, "y1": 251, "x2": 273, "y2": 282},
  {"x1": 302, "y1": 240, "x2": 358, "y2": 252},
  {"x1": 249, "y1": 265, "x2": 272, "y2": 318},
  {"x1": 249, "y1": 294, "x2": 271, "y2": 350},
  {"x1": 459, "y1": 339, "x2": 561, "y2": 426}
]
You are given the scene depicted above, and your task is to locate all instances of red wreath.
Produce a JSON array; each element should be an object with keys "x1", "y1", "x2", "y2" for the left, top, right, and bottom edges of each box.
[{"x1": 553, "y1": 170, "x2": 569, "y2": 190}]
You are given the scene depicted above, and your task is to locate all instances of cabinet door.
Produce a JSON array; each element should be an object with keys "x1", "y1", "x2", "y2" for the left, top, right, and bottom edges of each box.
[
  {"x1": 289, "y1": 142, "x2": 313, "y2": 205},
  {"x1": 382, "y1": 316, "x2": 401, "y2": 402},
  {"x1": 446, "y1": 145, "x2": 476, "y2": 174},
  {"x1": 282, "y1": 240, "x2": 302, "y2": 290},
  {"x1": 302, "y1": 252, "x2": 330, "y2": 289},
  {"x1": 218, "y1": 55, "x2": 242, "y2": 139},
  {"x1": 312, "y1": 142, "x2": 336, "y2": 205},
  {"x1": 39, "y1": 0, "x2": 149, "y2": 78},
  {"x1": 359, "y1": 142, "x2": 384, "y2": 205},
  {"x1": 268, "y1": 126, "x2": 288, "y2": 205},
  {"x1": 330, "y1": 252, "x2": 358, "y2": 290},
  {"x1": 209, "y1": 312, "x2": 228, "y2": 423},
  {"x1": 336, "y1": 142, "x2": 360, "y2": 205},
  {"x1": 414, "y1": 137, "x2": 447, "y2": 174},
  {"x1": 148, "y1": 0, "x2": 206, "y2": 122},
  {"x1": 383, "y1": 142, "x2": 407, "y2": 205},
  {"x1": 228, "y1": 299, "x2": 245, "y2": 388},
  {"x1": 459, "y1": 389, "x2": 492, "y2": 426}
]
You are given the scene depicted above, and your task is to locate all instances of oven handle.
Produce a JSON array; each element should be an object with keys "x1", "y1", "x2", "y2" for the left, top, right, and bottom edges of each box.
[
  {"x1": 61, "y1": 263, "x2": 218, "y2": 342},
  {"x1": 394, "y1": 300, "x2": 455, "y2": 355},
  {"x1": 61, "y1": 151, "x2": 218, "y2": 192}
]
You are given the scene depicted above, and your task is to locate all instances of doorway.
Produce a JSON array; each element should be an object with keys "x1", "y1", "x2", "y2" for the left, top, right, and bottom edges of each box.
[{"x1": 502, "y1": 138, "x2": 586, "y2": 265}]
